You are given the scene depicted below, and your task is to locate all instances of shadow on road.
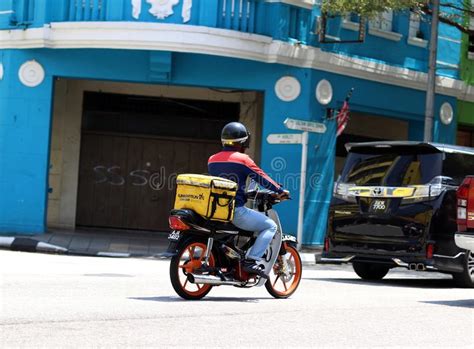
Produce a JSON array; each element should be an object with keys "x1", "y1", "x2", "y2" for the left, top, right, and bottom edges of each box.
[
  {"x1": 303, "y1": 277, "x2": 456, "y2": 289},
  {"x1": 421, "y1": 299, "x2": 474, "y2": 309},
  {"x1": 129, "y1": 296, "x2": 268, "y2": 303},
  {"x1": 84, "y1": 273, "x2": 134, "y2": 277}
]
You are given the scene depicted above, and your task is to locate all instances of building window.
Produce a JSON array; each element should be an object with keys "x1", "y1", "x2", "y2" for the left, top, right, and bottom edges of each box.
[
  {"x1": 369, "y1": 10, "x2": 393, "y2": 32},
  {"x1": 409, "y1": 12, "x2": 421, "y2": 38},
  {"x1": 368, "y1": 10, "x2": 402, "y2": 41},
  {"x1": 342, "y1": 14, "x2": 362, "y2": 31},
  {"x1": 407, "y1": 12, "x2": 428, "y2": 48},
  {"x1": 469, "y1": 4, "x2": 474, "y2": 58},
  {"x1": 469, "y1": 34, "x2": 474, "y2": 55}
]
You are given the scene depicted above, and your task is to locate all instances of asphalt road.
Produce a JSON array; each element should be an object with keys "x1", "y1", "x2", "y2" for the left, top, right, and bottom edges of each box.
[{"x1": 0, "y1": 250, "x2": 473, "y2": 348}]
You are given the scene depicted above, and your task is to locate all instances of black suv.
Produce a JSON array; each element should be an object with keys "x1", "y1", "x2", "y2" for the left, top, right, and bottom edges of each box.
[{"x1": 320, "y1": 141, "x2": 474, "y2": 287}]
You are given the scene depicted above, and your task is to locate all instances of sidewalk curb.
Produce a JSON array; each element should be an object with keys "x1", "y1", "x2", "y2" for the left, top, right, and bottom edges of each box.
[
  {"x1": 300, "y1": 252, "x2": 317, "y2": 266},
  {"x1": 0, "y1": 237, "x2": 68, "y2": 253},
  {"x1": 0, "y1": 237, "x2": 15, "y2": 248}
]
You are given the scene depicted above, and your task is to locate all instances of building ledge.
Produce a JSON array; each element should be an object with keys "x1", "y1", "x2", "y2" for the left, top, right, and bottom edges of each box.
[
  {"x1": 407, "y1": 37, "x2": 428, "y2": 48},
  {"x1": 436, "y1": 61, "x2": 459, "y2": 71},
  {"x1": 341, "y1": 19, "x2": 360, "y2": 32},
  {"x1": 324, "y1": 35, "x2": 341, "y2": 42},
  {"x1": 368, "y1": 27, "x2": 402, "y2": 41}
]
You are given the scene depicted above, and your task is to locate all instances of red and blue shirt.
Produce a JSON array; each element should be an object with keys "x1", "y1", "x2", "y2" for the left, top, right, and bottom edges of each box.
[{"x1": 208, "y1": 149, "x2": 283, "y2": 207}]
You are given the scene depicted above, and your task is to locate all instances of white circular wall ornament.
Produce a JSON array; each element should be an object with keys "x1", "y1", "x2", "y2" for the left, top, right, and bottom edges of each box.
[
  {"x1": 275, "y1": 76, "x2": 301, "y2": 102},
  {"x1": 315, "y1": 79, "x2": 333, "y2": 105},
  {"x1": 0, "y1": 63, "x2": 3, "y2": 80},
  {"x1": 440, "y1": 102, "x2": 454, "y2": 125},
  {"x1": 19, "y1": 60, "x2": 45, "y2": 87}
]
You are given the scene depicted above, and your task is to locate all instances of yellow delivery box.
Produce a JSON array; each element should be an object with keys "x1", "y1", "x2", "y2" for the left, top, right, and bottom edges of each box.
[{"x1": 174, "y1": 174, "x2": 237, "y2": 222}]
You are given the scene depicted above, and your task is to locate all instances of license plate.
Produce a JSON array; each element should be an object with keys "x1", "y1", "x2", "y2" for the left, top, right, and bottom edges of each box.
[
  {"x1": 168, "y1": 231, "x2": 181, "y2": 241},
  {"x1": 371, "y1": 199, "x2": 387, "y2": 212}
]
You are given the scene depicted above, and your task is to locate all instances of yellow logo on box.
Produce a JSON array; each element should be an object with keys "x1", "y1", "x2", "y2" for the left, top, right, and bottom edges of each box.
[{"x1": 177, "y1": 193, "x2": 205, "y2": 201}]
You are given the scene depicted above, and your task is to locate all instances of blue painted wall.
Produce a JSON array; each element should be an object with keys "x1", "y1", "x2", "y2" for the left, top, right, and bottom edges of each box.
[
  {"x1": 0, "y1": 50, "x2": 54, "y2": 233},
  {"x1": 0, "y1": 0, "x2": 463, "y2": 242},
  {"x1": 0, "y1": 47, "x2": 457, "y2": 242}
]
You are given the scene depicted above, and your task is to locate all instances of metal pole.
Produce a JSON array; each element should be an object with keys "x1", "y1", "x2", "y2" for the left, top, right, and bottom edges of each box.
[
  {"x1": 297, "y1": 131, "x2": 308, "y2": 250},
  {"x1": 424, "y1": 0, "x2": 440, "y2": 142}
]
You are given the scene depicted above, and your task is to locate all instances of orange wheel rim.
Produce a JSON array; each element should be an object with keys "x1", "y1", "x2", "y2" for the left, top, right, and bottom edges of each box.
[
  {"x1": 268, "y1": 246, "x2": 301, "y2": 296},
  {"x1": 177, "y1": 242, "x2": 215, "y2": 297}
]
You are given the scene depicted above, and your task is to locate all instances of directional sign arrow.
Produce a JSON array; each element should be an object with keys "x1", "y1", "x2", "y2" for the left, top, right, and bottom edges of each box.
[
  {"x1": 284, "y1": 118, "x2": 327, "y2": 134},
  {"x1": 267, "y1": 133, "x2": 302, "y2": 144}
]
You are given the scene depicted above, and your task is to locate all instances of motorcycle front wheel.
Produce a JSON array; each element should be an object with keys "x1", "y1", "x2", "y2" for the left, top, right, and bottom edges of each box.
[
  {"x1": 265, "y1": 244, "x2": 302, "y2": 299},
  {"x1": 170, "y1": 241, "x2": 216, "y2": 300}
]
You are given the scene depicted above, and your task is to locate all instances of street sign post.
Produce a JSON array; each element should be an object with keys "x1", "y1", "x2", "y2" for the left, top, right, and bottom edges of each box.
[{"x1": 267, "y1": 118, "x2": 327, "y2": 250}]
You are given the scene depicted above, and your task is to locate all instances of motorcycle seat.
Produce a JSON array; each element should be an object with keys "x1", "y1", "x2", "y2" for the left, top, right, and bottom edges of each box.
[
  {"x1": 170, "y1": 209, "x2": 206, "y2": 226},
  {"x1": 170, "y1": 209, "x2": 254, "y2": 236},
  {"x1": 212, "y1": 221, "x2": 255, "y2": 237}
]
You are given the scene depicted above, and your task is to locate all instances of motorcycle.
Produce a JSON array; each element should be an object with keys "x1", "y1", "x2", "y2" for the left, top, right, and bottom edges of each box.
[{"x1": 165, "y1": 184, "x2": 302, "y2": 300}]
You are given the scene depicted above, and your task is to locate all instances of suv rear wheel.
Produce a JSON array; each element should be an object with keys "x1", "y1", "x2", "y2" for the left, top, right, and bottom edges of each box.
[
  {"x1": 452, "y1": 250, "x2": 474, "y2": 288},
  {"x1": 353, "y1": 262, "x2": 390, "y2": 280}
]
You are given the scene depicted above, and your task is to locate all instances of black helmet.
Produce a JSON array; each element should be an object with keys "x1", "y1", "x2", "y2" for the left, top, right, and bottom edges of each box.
[{"x1": 221, "y1": 122, "x2": 250, "y2": 148}]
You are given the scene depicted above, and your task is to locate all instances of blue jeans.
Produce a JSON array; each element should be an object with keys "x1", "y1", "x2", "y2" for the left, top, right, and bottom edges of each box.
[{"x1": 232, "y1": 206, "x2": 277, "y2": 261}]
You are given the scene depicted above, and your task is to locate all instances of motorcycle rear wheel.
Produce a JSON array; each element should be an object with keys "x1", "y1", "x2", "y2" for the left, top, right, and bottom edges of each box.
[
  {"x1": 170, "y1": 241, "x2": 216, "y2": 300},
  {"x1": 265, "y1": 244, "x2": 302, "y2": 299}
]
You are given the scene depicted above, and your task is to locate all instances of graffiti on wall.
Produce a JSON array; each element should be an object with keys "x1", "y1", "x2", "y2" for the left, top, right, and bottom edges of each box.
[{"x1": 93, "y1": 166, "x2": 174, "y2": 191}]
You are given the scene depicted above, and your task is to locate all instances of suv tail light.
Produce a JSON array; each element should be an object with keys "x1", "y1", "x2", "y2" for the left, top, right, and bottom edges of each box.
[
  {"x1": 426, "y1": 243, "x2": 434, "y2": 259},
  {"x1": 169, "y1": 216, "x2": 190, "y2": 231},
  {"x1": 457, "y1": 176, "x2": 474, "y2": 232}
]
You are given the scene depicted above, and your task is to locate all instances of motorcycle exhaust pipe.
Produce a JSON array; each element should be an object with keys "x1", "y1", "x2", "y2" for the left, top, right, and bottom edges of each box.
[
  {"x1": 409, "y1": 263, "x2": 417, "y2": 271},
  {"x1": 416, "y1": 263, "x2": 426, "y2": 271},
  {"x1": 187, "y1": 274, "x2": 243, "y2": 286}
]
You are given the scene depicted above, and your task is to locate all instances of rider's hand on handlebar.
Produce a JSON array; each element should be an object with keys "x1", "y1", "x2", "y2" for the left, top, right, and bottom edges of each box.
[{"x1": 278, "y1": 190, "x2": 291, "y2": 201}]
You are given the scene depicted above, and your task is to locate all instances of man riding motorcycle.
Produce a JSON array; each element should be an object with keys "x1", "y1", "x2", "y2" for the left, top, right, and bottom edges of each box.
[{"x1": 208, "y1": 122, "x2": 290, "y2": 278}]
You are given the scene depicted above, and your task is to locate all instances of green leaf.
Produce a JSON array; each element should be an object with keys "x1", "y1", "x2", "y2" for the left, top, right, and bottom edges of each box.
[{"x1": 321, "y1": 0, "x2": 427, "y2": 18}]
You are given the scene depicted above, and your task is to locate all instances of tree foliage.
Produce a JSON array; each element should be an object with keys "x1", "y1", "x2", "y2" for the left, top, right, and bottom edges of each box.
[{"x1": 321, "y1": 0, "x2": 473, "y2": 34}]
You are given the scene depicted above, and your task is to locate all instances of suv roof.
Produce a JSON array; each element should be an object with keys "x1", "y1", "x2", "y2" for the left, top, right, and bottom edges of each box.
[{"x1": 345, "y1": 141, "x2": 474, "y2": 156}]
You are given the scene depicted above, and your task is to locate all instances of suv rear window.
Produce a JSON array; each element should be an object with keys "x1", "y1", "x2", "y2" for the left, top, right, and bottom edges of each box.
[{"x1": 340, "y1": 149, "x2": 443, "y2": 186}]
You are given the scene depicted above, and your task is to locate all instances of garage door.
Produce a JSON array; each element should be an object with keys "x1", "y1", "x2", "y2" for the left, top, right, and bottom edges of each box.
[
  {"x1": 76, "y1": 92, "x2": 239, "y2": 231},
  {"x1": 76, "y1": 133, "x2": 220, "y2": 230}
]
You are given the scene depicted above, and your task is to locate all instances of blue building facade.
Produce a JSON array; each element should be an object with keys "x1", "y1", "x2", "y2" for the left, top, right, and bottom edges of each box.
[{"x1": 0, "y1": 0, "x2": 468, "y2": 245}]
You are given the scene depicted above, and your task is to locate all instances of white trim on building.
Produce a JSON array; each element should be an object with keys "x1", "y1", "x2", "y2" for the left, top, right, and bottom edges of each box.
[
  {"x1": 265, "y1": 0, "x2": 315, "y2": 9},
  {"x1": 439, "y1": 36, "x2": 461, "y2": 44},
  {"x1": 341, "y1": 18, "x2": 360, "y2": 32},
  {"x1": 1, "y1": 22, "x2": 473, "y2": 101},
  {"x1": 437, "y1": 61, "x2": 459, "y2": 69}
]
